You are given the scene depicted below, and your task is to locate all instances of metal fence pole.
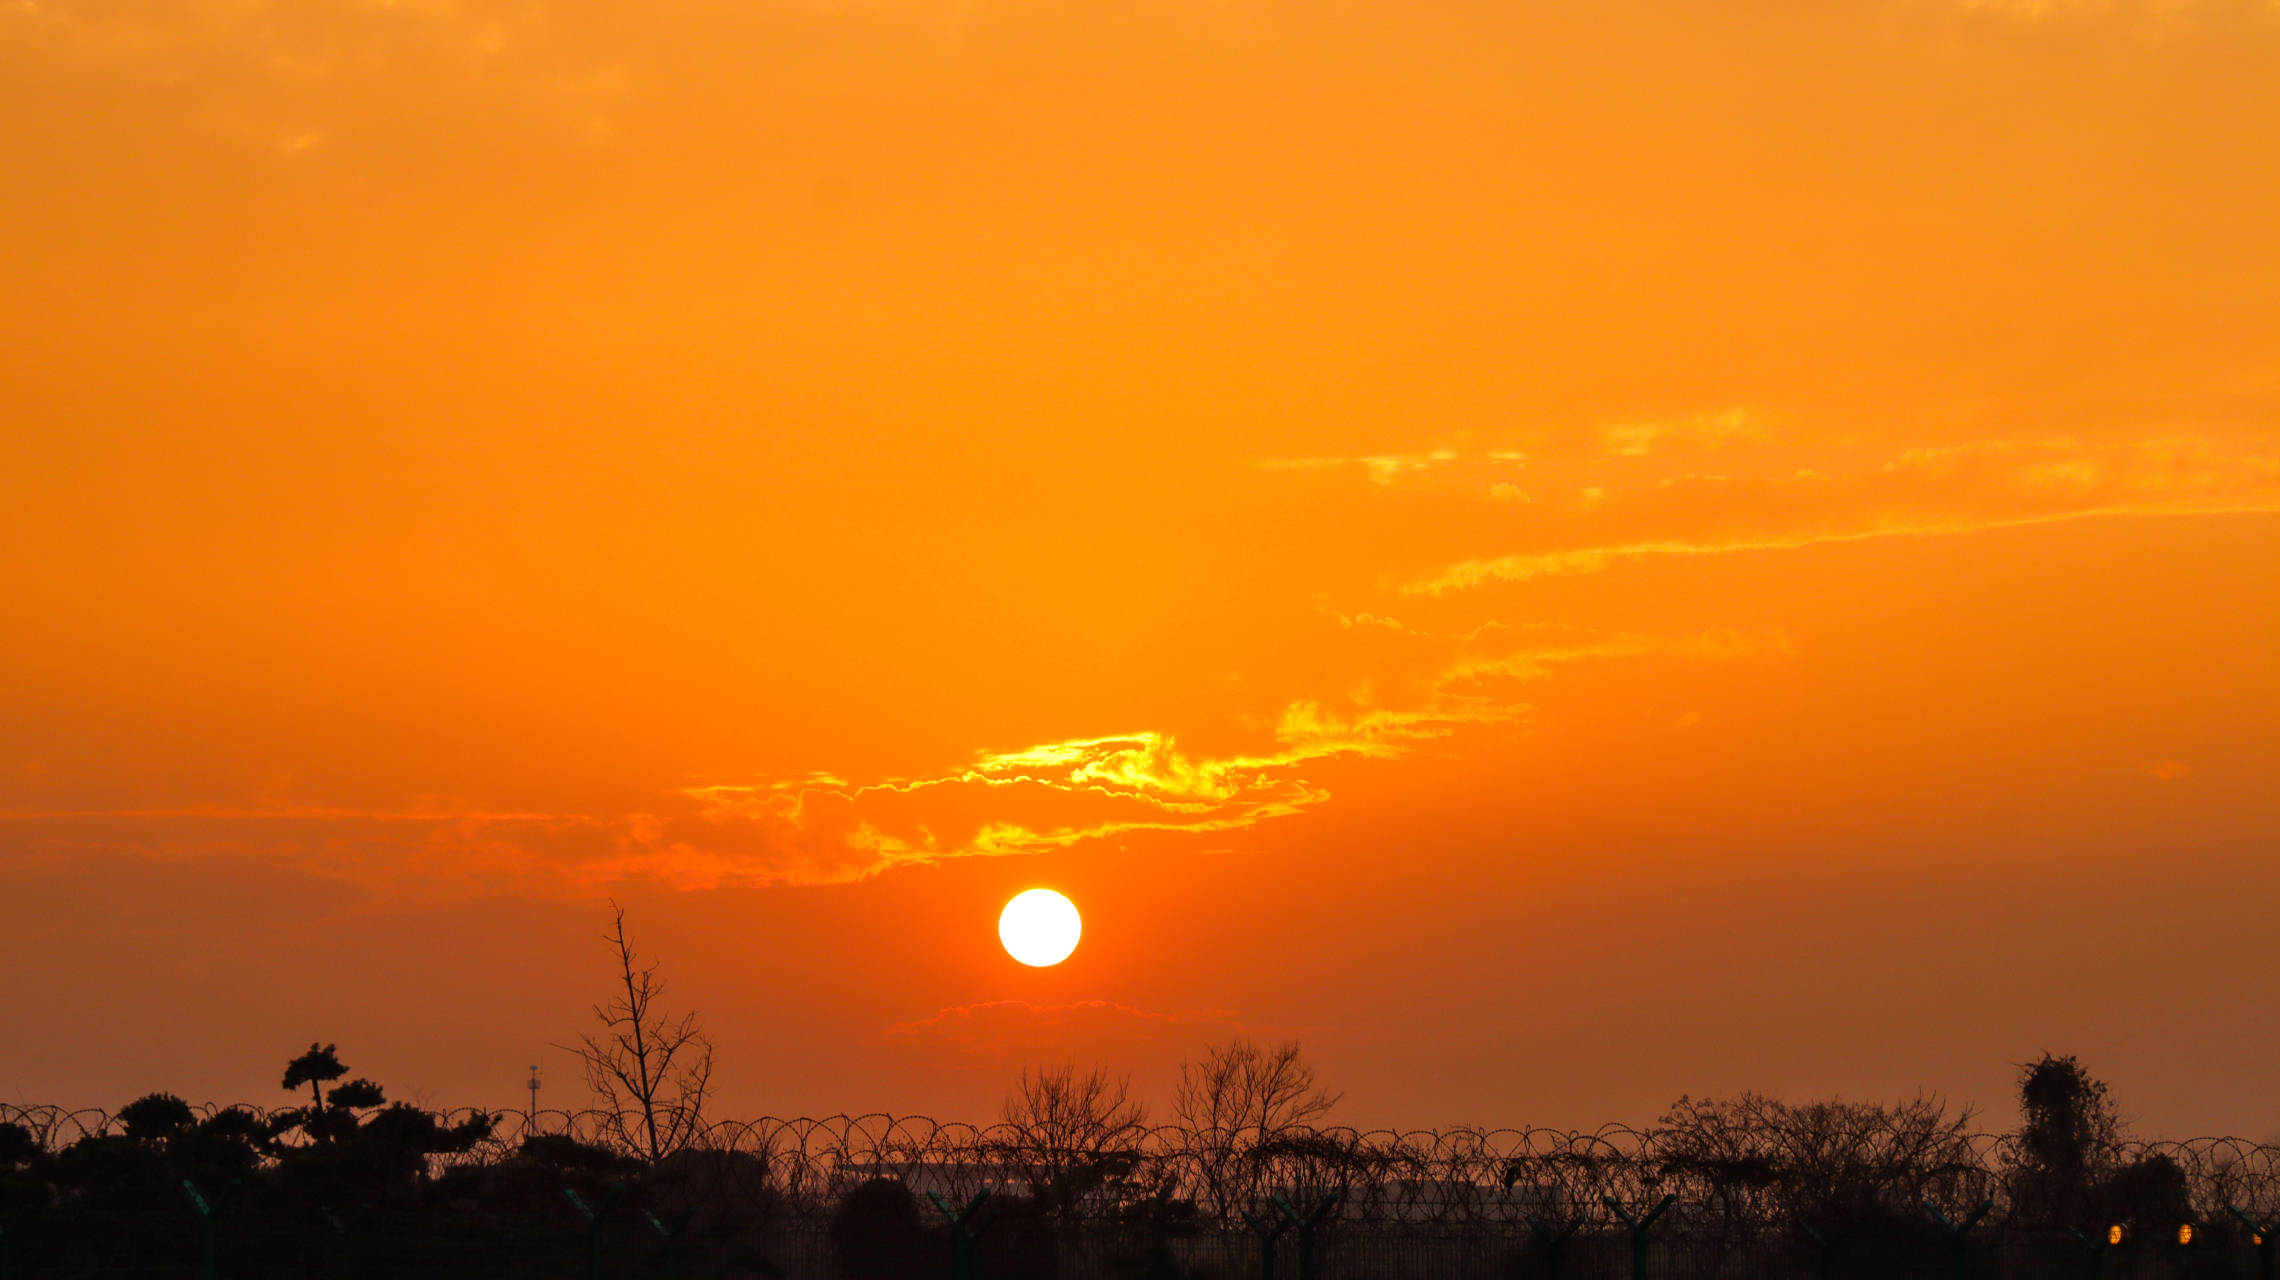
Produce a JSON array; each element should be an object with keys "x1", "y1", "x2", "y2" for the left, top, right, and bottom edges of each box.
[
  {"x1": 564, "y1": 1184, "x2": 625, "y2": 1280},
  {"x1": 2230, "y1": 1208, "x2": 2276, "y2": 1280},
  {"x1": 2065, "y1": 1225, "x2": 2115, "y2": 1280},
  {"x1": 321, "y1": 1203, "x2": 372, "y2": 1280},
  {"x1": 182, "y1": 1178, "x2": 241, "y2": 1280},
  {"x1": 1606, "y1": 1194, "x2": 1677, "y2": 1280},
  {"x1": 1528, "y1": 1215, "x2": 1585, "y2": 1280},
  {"x1": 1242, "y1": 1208, "x2": 1291, "y2": 1279},
  {"x1": 1924, "y1": 1199, "x2": 1994, "y2": 1280},
  {"x1": 642, "y1": 1208, "x2": 695, "y2": 1280},
  {"x1": 1271, "y1": 1193, "x2": 1338, "y2": 1280},
  {"x1": 928, "y1": 1187, "x2": 996, "y2": 1280},
  {"x1": 1803, "y1": 1222, "x2": 1854, "y2": 1280}
]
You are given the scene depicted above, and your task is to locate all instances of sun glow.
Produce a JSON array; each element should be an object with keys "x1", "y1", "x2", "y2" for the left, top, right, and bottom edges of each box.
[{"x1": 998, "y1": 889, "x2": 1082, "y2": 967}]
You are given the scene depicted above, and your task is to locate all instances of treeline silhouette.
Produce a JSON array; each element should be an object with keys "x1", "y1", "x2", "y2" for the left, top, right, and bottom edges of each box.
[{"x1": 3, "y1": 1050, "x2": 2278, "y2": 1279}]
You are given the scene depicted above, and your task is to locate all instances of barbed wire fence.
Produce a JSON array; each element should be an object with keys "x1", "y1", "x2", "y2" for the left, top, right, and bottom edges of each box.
[{"x1": 8, "y1": 1102, "x2": 2279, "y2": 1232}]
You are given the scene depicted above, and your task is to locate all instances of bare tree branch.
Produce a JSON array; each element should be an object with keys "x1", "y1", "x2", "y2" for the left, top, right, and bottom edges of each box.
[
  {"x1": 556, "y1": 901, "x2": 715, "y2": 1163},
  {"x1": 998, "y1": 1063, "x2": 1151, "y2": 1218},
  {"x1": 1172, "y1": 1037, "x2": 1341, "y2": 1220}
]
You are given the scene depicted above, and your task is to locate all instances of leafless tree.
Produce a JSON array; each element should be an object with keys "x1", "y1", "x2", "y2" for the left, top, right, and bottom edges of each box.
[
  {"x1": 1172, "y1": 1037, "x2": 1341, "y2": 1222},
  {"x1": 561, "y1": 902, "x2": 715, "y2": 1163},
  {"x1": 997, "y1": 1064, "x2": 1152, "y2": 1218},
  {"x1": 1652, "y1": 1091, "x2": 1990, "y2": 1234},
  {"x1": 1174, "y1": 1037, "x2": 1340, "y2": 1136}
]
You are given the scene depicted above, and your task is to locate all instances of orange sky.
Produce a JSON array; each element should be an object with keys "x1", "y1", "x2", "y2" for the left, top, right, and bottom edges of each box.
[{"x1": 2, "y1": 0, "x2": 2276, "y2": 1136}]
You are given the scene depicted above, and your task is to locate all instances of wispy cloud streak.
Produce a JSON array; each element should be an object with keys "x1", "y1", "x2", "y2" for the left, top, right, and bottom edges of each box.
[{"x1": 1411, "y1": 437, "x2": 2280, "y2": 593}]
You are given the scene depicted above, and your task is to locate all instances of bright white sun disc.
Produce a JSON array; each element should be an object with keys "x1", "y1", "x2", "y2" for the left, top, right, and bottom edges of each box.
[{"x1": 999, "y1": 889, "x2": 1082, "y2": 966}]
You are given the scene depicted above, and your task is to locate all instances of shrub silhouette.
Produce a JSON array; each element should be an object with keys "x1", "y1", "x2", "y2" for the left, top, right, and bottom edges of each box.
[
  {"x1": 115, "y1": 1092, "x2": 197, "y2": 1141},
  {"x1": 2104, "y1": 1152, "x2": 2194, "y2": 1230},
  {"x1": 518, "y1": 1132, "x2": 643, "y2": 1178},
  {"x1": 0, "y1": 1122, "x2": 37, "y2": 1172},
  {"x1": 828, "y1": 1177, "x2": 929, "y2": 1280},
  {"x1": 976, "y1": 1194, "x2": 1061, "y2": 1280},
  {"x1": 0, "y1": 1121, "x2": 44, "y2": 1219}
]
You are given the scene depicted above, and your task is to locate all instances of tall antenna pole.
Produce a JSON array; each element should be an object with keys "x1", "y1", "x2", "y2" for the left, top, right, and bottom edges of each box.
[{"x1": 527, "y1": 1064, "x2": 541, "y2": 1130}]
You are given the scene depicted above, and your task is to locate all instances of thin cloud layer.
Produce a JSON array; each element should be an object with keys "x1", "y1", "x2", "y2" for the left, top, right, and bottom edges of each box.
[{"x1": 1411, "y1": 436, "x2": 2280, "y2": 593}]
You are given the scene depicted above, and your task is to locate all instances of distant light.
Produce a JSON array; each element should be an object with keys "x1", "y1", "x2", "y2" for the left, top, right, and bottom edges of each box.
[
  {"x1": 2177, "y1": 1225, "x2": 2194, "y2": 1247},
  {"x1": 2108, "y1": 1226, "x2": 2125, "y2": 1246}
]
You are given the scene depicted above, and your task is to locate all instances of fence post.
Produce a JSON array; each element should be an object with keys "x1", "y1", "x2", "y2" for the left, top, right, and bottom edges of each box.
[
  {"x1": 182, "y1": 1178, "x2": 241, "y2": 1280},
  {"x1": 1272, "y1": 1193, "x2": 1339, "y2": 1280},
  {"x1": 1242, "y1": 1207, "x2": 1290, "y2": 1279},
  {"x1": 1923, "y1": 1199, "x2": 1994, "y2": 1280},
  {"x1": 2065, "y1": 1225, "x2": 2116, "y2": 1280},
  {"x1": 1802, "y1": 1222, "x2": 1854, "y2": 1280},
  {"x1": 2229, "y1": 1210, "x2": 2276, "y2": 1280},
  {"x1": 928, "y1": 1187, "x2": 996, "y2": 1280},
  {"x1": 564, "y1": 1183, "x2": 625, "y2": 1280},
  {"x1": 1528, "y1": 1215, "x2": 1585, "y2": 1280},
  {"x1": 321, "y1": 1195, "x2": 373, "y2": 1277},
  {"x1": 642, "y1": 1208, "x2": 695, "y2": 1280},
  {"x1": 1605, "y1": 1194, "x2": 1677, "y2": 1280},
  {"x1": 321, "y1": 1203, "x2": 372, "y2": 1280}
]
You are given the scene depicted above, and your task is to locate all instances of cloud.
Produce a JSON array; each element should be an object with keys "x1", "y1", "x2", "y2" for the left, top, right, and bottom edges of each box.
[
  {"x1": 1600, "y1": 408, "x2": 1777, "y2": 458},
  {"x1": 1259, "y1": 451, "x2": 1459, "y2": 485},
  {"x1": 1411, "y1": 437, "x2": 2280, "y2": 594},
  {"x1": 1259, "y1": 449, "x2": 1532, "y2": 487},
  {"x1": 0, "y1": 625, "x2": 1778, "y2": 899}
]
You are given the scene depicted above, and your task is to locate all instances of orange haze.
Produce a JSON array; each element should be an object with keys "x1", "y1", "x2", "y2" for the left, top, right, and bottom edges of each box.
[{"x1": 2, "y1": 0, "x2": 2276, "y2": 1136}]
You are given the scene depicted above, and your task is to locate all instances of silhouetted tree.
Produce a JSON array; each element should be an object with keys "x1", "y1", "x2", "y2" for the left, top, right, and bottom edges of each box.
[
  {"x1": 1654, "y1": 1092, "x2": 1988, "y2": 1238},
  {"x1": 329, "y1": 1079, "x2": 387, "y2": 1110},
  {"x1": 47, "y1": 1094, "x2": 267, "y2": 1222},
  {"x1": 266, "y1": 1045, "x2": 494, "y2": 1198},
  {"x1": 2007, "y1": 1054, "x2": 2123, "y2": 1226},
  {"x1": 564, "y1": 902, "x2": 715, "y2": 1163},
  {"x1": 998, "y1": 1064, "x2": 1150, "y2": 1219},
  {"x1": 1173, "y1": 1037, "x2": 1339, "y2": 1136},
  {"x1": 282, "y1": 1044, "x2": 349, "y2": 1111},
  {"x1": 1171, "y1": 1037, "x2": 1340, "y2": 1222}
]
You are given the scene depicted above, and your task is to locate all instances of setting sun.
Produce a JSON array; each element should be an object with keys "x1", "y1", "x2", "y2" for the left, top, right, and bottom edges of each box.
[{"x1": 999, "y1": 889, "x2": 1083, "y2": 967}]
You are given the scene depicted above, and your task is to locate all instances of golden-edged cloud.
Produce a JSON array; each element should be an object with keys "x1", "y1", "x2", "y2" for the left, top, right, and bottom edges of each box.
[
  {"x1": 589, "y1": 620, "x2": 1780, "y2": 886},
  {"x1": 0, "y1": 621, "x2": 1779, "y2": 897}
]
